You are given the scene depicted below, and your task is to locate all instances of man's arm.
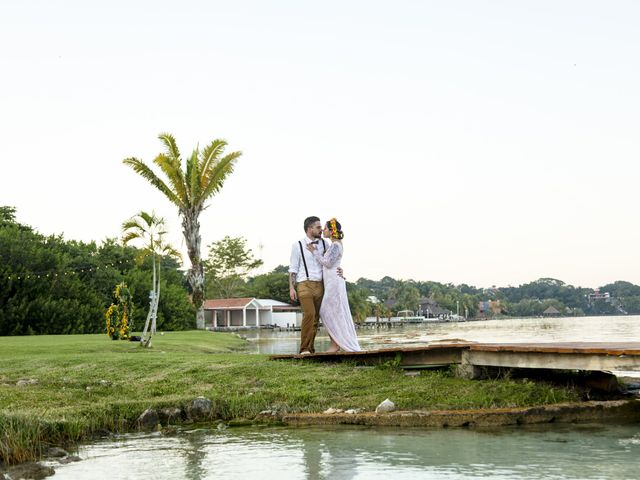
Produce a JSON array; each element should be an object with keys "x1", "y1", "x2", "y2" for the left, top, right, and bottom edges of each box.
[{"x1": 289, "y1": 272, "x2": 298, "y2": 302}]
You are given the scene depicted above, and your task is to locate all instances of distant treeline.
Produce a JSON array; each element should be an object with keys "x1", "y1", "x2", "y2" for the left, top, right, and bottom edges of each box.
[
  {"x1": 225, "y1": 269, "x2": 640, "y2": 321},
  {"x1": 353, "y1": 276, "x2": 640, "y2": 318},
  {"x1": 3, "y1": 206, "x2": 639, "y2": 336},
  {"x1": 0, "y1": 207, "x2": 194, "y2": 335}
]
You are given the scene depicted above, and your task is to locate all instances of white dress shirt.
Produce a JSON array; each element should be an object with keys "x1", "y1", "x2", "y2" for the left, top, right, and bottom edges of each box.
[{"x1": 289, "y1": 236, "x2": 327, "y2": 282}]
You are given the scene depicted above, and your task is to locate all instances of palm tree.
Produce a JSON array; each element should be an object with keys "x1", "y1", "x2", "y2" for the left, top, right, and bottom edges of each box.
[
  {"x1": 123, "y1": 133, "x2": 241, "y2": 329},
  {"x1": 122, "y1": 211, "x2": 180, "y2": 346}
]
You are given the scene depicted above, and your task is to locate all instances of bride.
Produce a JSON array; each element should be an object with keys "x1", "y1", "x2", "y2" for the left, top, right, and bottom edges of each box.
[{"x1": 307, "y1": 218, "x2": 361, "y2": 352}]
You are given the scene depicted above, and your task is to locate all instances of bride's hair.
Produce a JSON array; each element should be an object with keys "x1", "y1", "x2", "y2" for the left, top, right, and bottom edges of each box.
[{"x1": 326, "y1": 218, "x2": 344, "y2": 240}]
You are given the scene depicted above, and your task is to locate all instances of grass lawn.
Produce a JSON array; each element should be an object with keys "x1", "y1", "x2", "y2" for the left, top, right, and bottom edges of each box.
[{"x1": 0, "y1": 330, "x2": 580, "y2": 465}]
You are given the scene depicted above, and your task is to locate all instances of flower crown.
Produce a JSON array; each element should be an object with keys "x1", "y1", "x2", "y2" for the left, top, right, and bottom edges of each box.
[{"x1": 328, "y1": 218, "x2": 341, "y2": 239}]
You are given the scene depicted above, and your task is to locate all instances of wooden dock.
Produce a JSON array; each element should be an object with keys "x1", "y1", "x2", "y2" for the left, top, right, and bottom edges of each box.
[{"x1": 269, "y1": 342, "x2": 640, "y2": 378}]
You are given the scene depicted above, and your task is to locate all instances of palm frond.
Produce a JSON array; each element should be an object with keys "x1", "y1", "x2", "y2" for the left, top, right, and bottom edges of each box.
[
  {"x1": 187, "y1": 148, "x2": 201, "y2": 207},
  {"x1": 159, "y1": 243, "x2": 182, "y2": 260},
  {"x1": 199, "y1": 151, "x2": 242, "y2": 204},
  {"x1": 158, "y1": 132, "x2": 181, "y2": 161},
  {"x1": 121, "y1": 231, "x2": 143, "y2": 245},
  {"x1": 123, "y1": 158, "x2": 183, "y2": 209},
  {"x1": 122, "y1": 210, "x2": 172, "y2": 258},
  {"x1": 122, "y1": 218, "x2": 144, "y2": 233},
  {"x1": 153, "y1": 153, "x2": 188, "y2": 205},
  {"x1": 199, "y1": 139, "x2": 227, "y2": 187}
]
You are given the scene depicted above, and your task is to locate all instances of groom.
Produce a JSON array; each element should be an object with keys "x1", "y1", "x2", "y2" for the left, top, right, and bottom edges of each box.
[{"x1": 289, "y1": 216, "x2": 342, "y2": 355}]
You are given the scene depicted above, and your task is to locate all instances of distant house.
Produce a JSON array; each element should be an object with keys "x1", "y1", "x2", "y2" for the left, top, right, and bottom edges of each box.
[
  {"x1": 418, "y1": 298, "x2": 452, "y2": 319},
  {"x1": 203, "y1": 298, "x2": 301, "y2": 329},
  {"x1": 542, "y1": 306, "x2": 561, "y2": 317},
  {"x1": 366, "y1": 295, "x2": 381, "y2": 304},
  {"x1": 588, "y1": 289, "x2": 611, "y2": 303},
  {"x1": 478, "y1": 300, "x2": 503, "y2": 316}
]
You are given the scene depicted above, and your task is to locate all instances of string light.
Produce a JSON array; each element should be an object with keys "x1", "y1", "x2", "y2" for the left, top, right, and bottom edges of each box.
[{"x1": 4, "y1": 259, "x2": 135, "y2": 281}]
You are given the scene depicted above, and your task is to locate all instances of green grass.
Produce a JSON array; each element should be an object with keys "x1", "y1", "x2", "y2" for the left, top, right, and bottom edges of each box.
[{"x1": 0, "y1": 331, "x2": 579, "y2": 465}]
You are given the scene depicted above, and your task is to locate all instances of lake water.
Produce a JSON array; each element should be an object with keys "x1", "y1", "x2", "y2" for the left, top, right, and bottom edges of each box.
[
  {"x1": 243, "y1": 315, "x2": 640, "y2": 377},
  {"x1": 243, "y1": 315, "x2": 640, "y2": 354},
  {"x1": 51, "y1": 316, "x2": 640, "y2": 479},
  {"x1": 52, "y1": 424, "x2": 640, "y2": 479}
]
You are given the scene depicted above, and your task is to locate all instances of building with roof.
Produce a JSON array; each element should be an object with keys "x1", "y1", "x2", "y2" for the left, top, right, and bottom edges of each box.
[
  {"x1": 203, "y1": 298, "x2": 301, "y2": 329},
  {"x1": 418, "y1": 298, "x2": 452, "y2": 319},
  {"x1": 477, "y1": 300, "x2": 503, "y2": 316},
  {"x1": 542, "y1": 306, "x2": 561, "y2": 317}
]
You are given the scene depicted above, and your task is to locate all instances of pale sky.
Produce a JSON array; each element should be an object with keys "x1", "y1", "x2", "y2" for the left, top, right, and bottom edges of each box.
[{"x1": 1, "y1": 1, "x2": 639, "y2": 289}]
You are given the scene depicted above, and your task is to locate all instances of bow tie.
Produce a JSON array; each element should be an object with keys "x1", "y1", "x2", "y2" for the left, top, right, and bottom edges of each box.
[{"x1": 310, "y1": 241, "x2": 319, "y2": 245}]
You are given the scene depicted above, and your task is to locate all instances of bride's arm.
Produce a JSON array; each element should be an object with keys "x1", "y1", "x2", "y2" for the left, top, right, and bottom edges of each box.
[{"x1": 310, "y1": 242, "x2": 341, "y2": 268}]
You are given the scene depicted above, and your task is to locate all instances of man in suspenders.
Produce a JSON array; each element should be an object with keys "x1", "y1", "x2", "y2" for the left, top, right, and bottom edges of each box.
[{"x1": 288, "y1": 216, "x2": 328, "y2": 354}]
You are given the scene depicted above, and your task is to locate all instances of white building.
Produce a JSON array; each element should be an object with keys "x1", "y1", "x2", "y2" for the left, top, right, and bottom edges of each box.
[{"x1": 203, "y1": 298, "x2": 302, "y2": 329}]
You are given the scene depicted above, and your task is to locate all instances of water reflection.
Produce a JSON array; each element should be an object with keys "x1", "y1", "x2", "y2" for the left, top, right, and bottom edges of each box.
[{"x1": 53, "y1": 424, "x2": 640, "y2": 479}]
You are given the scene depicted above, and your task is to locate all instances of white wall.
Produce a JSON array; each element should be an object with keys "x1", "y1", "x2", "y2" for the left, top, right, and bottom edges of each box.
[{"x1": 271, "y1": 312, "x2": 301, "y2": 328}]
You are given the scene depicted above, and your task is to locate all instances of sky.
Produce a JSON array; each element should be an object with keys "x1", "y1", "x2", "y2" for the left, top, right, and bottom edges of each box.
[{"x1": 1, "y1": 1, "x2": 639, "y2": 289}]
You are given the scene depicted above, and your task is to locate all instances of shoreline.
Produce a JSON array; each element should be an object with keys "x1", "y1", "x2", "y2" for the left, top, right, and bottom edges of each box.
[
  {"x1": 2, "y1": 399, "x2": 640, "y2": 478},
  {"x1": 278, "y1": 399, "x2": 640, "y2": 428}
]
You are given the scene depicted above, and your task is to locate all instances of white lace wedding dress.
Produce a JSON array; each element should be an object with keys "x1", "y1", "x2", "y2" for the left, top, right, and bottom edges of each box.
[{"x1": 312, "y1": 242, "x2": 361, "y2": 352}]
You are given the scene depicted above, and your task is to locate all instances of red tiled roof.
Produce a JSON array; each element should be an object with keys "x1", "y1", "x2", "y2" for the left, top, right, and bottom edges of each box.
[{"x1": 203, "y1": 298, "x2": 255, "y2": 310}]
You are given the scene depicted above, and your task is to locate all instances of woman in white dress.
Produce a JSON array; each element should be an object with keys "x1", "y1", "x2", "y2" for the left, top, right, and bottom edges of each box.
[{"x1": 307, "y1": 218, "x2": 361, "y2": 352}]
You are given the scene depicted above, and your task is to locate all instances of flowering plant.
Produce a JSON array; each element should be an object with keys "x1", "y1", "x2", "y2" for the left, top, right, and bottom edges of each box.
[{"x1": 105, "y1": 282, "x2": 134, "y2": 340}]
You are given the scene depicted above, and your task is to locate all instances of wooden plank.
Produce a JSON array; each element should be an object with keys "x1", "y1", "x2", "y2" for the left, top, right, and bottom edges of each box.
[
  {"x1": 269, "y1": 342, "x2": 473, "y2": 361},
  {"x1": 464, "y1": 349, "x2": 640, "y2": 372},
  {"x1": 470, "y1": 342, "x2": 640, "y2": 356},
  {"x1": 269, "y1": 342, "x2": 640, "y2": 374}
]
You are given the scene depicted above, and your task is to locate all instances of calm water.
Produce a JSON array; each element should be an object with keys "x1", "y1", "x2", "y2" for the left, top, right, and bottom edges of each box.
[
  {"x1": 52, "y1": 424, "x2": 640, "y2": 479},
  {"x1": 243, "y1": 315, "x2": 640, "y2": 355}
]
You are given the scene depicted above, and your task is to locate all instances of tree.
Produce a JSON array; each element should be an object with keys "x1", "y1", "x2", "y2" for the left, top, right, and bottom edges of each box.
[
  {"x1": 245, "y1": 269, "x2": 290, "y2": 304},
  {"x1": 204, "y1": 236, "x2": 263, "y2": 298},
  {"x1": 123, "y1": 133, "x2": 242, "y2": 328},
  {"x1": 389, "y1": 282, "x2": 421, "y2": 313},
  {"x1": 346, "y1": 283, "x2": 371, "y2": 323},
  {"x1": 122, "y1": 211, "x2": 180, "y2": 346}
]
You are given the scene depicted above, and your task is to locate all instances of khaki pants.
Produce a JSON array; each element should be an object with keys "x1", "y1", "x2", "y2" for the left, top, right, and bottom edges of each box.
[{"x1": 297, "y1": 280, "x2": 324, "y2": 353}]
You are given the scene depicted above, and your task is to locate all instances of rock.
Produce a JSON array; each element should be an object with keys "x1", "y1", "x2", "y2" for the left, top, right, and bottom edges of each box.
[
  {"x1": 584, "y1": 371, "x2": 621, "y2": 393},
  {"x1": 323, "y1": 408, "x2": 344, "y2": 414},
  {"x1": 188, "y1": 396, "x2": 213, "y2": 420},
  {"x1": 404, "y1": 371, "x2": 420, "y2": 377},
  {"x1": 58, "y1": 455, "x2": 82, "y2": 464},
  {"x1": 4, "y1": 462, "x2": 54, "y2": 479},
  {"x1": 136, "y1": 408, "x2": 160, "y2": 429},
  {"x1": 46, "y1": 447, "x2": 68, "y2": 458},
  {"x1": 345, "y1": 409, "x2": 359, "y2": 415},
  {"x1": 216, "y1": 422, "x2": 228, "y2": 430},
  {"x1": 228, "y1": 419, "x2": 254, "y2": 427},
  {"x1": 16, "y1": 379, "x2": 38, "y2": 387},
  {"x1": 158, "y1": 407, "x2": 183, "y2": 423},
  {"x1": 99, "y1": 380, "x2": 111, "y2": 386},
  {"x1": 375, "y1": 399, "x2": 396, "y2": 414}
]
